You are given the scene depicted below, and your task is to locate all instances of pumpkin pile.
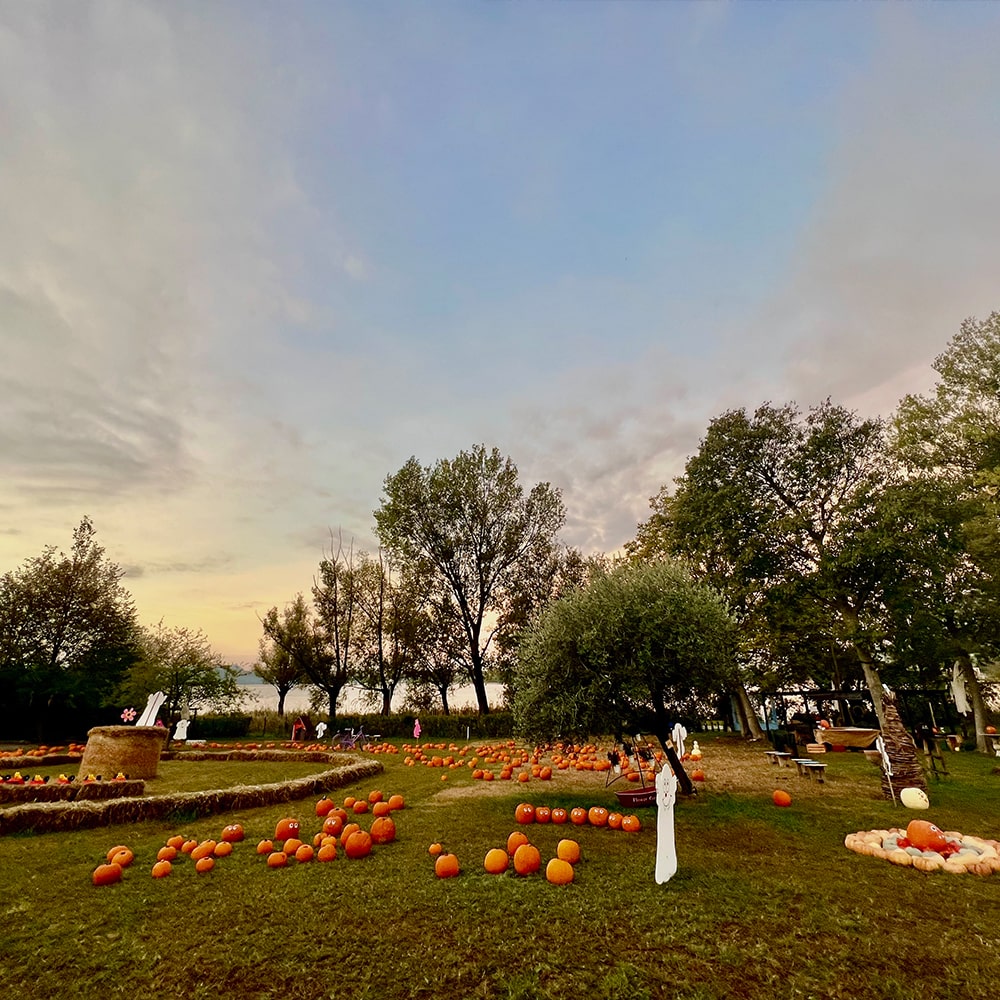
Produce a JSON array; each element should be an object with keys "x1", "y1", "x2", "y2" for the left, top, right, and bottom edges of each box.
[
  {"x1": 429, "y1": 831, "x2": 581, "y2": 885},
  {"x1": 845, "y1": 819, "x2": 1000, "y2": 875}
]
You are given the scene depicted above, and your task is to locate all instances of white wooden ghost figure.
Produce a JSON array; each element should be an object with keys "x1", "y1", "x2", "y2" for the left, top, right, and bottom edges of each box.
[
  {"x1": 670, "y1": 722, "x2": 688, "y2": 759},
  {"x1": 136, "y1": 691, "x2": 166, "y2": 727},
  {"x1": 654, "y1": 765, "x2": 679, "y2": 884}
]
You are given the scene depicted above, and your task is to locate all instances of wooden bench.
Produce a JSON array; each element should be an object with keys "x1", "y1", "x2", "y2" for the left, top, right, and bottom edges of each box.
[
  {"x1": 792, "y1": 759, "x2": 827, "y2": 782},
  {"x1": 765, "y1": 751, "x2": 792, "y2": 767}
]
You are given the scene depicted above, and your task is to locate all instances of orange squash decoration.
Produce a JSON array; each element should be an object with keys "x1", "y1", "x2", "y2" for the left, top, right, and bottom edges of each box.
[
  {"x1": 109, "y1": 847, "x2": 135, "y2": 869},
  {"x1": 92, "y1": 862, "x2": 123, "y2": 886},
  {"x1": 370, "y1": 816, "x2": 397, "y2": 844},
  {"x1": 434, "y1": 853, "x2": 460, "y2": 878},
  {"x1": 322, "y1": 814, "x2": 344, "y2": 837},
  {"x1": 344, "y1": 830, "x2": 373, "y2": 859},
  {"x1": 195, "y1": 856, "x2": 215, "y2": 873},
  {"x1": 545, "y1": 858, "x2": 575, "y2": 885},
  {"x1": 484, "y1": 848, "x2": 509, "y2": 874},
  {"x1": 266, "y1": 851, "x2": 288, "y2": 868},
  {"x1": 151, "y1": 860, "x2": 172, "y2": 878},
  {"x1": 387, "y1": 794, "x2": 405, "y2": 811},
  {"x1": 315, "y1": 797, "x2": 335, "y2": 817},
  {"x1": 190, "y1": 840, "x2": 217, "y2": 861},
  {"x1": 569, "y1": 807, "x2": 588, "y2": 826},
  {"x1": 275, "y1": 817, "x2": 300, "y2": 841},
  {"x1": 550, "y1": 807, "x2": 568, "y2": 825},
  {"x1": 317, "y1": 842, "x2": 338, "y2": 862},
  {"x1": 621, "y1": 815, "x2": 642, "y2": 833},
  {"x1": 220, "y1": 823, "x2": 244, "y2": 843},
  {"x1": 556, "y1": 839, "x2": 581, "y2": 864},
  {"x1": 772, "y1": 789, "x2": 792, "y2": 807},
  {"x1": 906, "y1": 819, "x2": 947, "y2": 852},
  {"x1": 588, "y1": 806, "x2": 609, "y2": 827},
  {"x1": 513, "y1": 843, "x2": 541, "y2": 876},
  {"x1": 514, "y1": 802, "x2": 536, "y2": 824},
  {"x1": 507, "y1": 830, "x2": 530, "y2": 856},
  {"x1": 256, "y1": 839, "x2": 274, "y2": 855}
]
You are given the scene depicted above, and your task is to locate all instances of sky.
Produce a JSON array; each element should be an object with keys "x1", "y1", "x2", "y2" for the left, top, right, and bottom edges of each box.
[{"x1": 3, "y1": 1, "x2": 999, "y2": 666}]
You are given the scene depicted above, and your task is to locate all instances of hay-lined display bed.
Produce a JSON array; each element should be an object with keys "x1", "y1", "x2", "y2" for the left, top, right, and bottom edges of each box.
[
  {"x1": 0, "y1": 780, "x2": 145, "y2": 804},
  {"x1": 0, "y1": 757, "x2": 381, "y2": 836}
]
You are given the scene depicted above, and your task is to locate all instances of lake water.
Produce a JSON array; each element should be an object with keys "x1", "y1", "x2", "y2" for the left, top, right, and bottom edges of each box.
[{"x1": 235, "y1": 678, "x2": 505, "y2": 716}]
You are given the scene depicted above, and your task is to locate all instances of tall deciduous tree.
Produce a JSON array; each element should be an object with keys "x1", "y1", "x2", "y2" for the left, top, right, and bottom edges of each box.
[
  {"x1": 0, "y1": 517, "x2": 139, "y2": 739},
  {"x1": 893, "y1": 311, "x2": 1000, "y2": 747},
  {"x1": 374, "y1": 445, "x2": 566, "y2": 714},
  {"x1": 120, "y1": 621, "x2": 242, "y2": 727},
  {"x1": 664, "y1": 400, "x2": 897, "y2": 728},
  {"x1": 255, "y1": 620, "x2": 307, "y2": 717},
  {"x1": 514, "y1": 559, "x2": 737, "y2": 758}
]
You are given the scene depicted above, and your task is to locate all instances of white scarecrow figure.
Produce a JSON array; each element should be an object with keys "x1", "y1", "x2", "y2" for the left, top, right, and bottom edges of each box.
[{"x1": 654, "y1": 765, "x2": 679, "y2": 884}]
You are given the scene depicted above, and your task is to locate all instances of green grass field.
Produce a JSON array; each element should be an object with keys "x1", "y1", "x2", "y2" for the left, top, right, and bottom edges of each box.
[{"x1": 2, "y1": 736, "x2": 999, "y2": 999}]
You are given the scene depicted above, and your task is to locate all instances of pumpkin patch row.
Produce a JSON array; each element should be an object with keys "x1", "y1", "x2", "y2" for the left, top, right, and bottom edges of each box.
[
  {"x1": 512, "y1": 801, "x2": 642, "y2": 832},
  {"x1": 430, "y1": 831, "x2": 582, "y2": 885}
]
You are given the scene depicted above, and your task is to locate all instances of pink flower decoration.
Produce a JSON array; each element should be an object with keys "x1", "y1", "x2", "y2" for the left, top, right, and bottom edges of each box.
[{"x1": 121, "y1": 707, "x2": 137, "y2": 723}]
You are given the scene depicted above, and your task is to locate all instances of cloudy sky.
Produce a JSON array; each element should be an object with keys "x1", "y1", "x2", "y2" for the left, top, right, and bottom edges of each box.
[{"x1": 2, "y1": 1, "x2": 998, "y2": 664}]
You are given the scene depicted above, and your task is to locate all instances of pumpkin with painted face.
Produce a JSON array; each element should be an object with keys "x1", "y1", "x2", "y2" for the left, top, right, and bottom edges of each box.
[{"x1": 906, "y1": 819, "x2": 947, "y2": 852}]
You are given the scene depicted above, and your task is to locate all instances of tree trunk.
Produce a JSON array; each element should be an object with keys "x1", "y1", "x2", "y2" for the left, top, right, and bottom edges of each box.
[
  {"x1": 277, "y1": 689, "x2": 287, "y2": 717},
  {"x1": 957, "y1": 652, "x2": 990, "y2": 753},
  {"x1": 469, "y1": 652, "x2": 490, "y2": 714},
  {"x1": 839, "y1": 604, "x2": 887, "y2": 729},
  {"x1": 381, "y1": 690, "x2": 392, "y2": 715},
  {"x1": 735, "y1": 683, "x2": 765, "y2": 739},
  {"x1": 439, "y1": 685, "x2": 451, "y2": 715}
]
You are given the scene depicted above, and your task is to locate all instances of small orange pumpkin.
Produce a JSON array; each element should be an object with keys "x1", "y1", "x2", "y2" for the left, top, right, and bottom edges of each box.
[
  {"x1": 282, "y1": 838, "x2": 303, "y2": 856},
  {"x1": 220, "y1": 823, "x2": 244, "y2": 843},
  {"x1": 266, "y1": 851, "x2": 287, "y2": 868},
  {"x1": 607, "y1": 812, "x2": 624, "y2": 830},
  {"x1": 545, "y1": 857, "x2": 575, "y2": 885},
  {"x1": 434, "y1": 853, "x2": 460, "y2": 878},
  {"x1": 551, "y1": 807, "x2": 568, "y2": 825},
  {"x1": 587, "y1": 806, "x2": 609, "y2": 827},
  {"x1": 387, "y1": 794, "x2": 405, "y2": 811},
  {"x1": 507, "y1": 830, "x2": 529, "y2": 855},
  {"x1": 569, "y1": 807, "x2": 588, "y2": 826},
  {"x1": 315, "y1": 797, "x2": 335, "y2": 817},
  {"x1": 513, "y1": 843, "x2": 541, "y2": 876},
  {"x1": 322, "y1": 814, "x2": 344, "y2": 837},
  {"x1": 556, "y1": 839, "x2": 581, "y2": 864},
  {"x1": 106, "y1": 844, "x2": 131, "y2": 864},
  {"x1": 621, "y1": 815, "x2": 642, "y2": 833},
  {"x1": 514, "y1": 802, "x2": 536, "y2": 824},
  {"x1": 213, "y1": 841, "x2": 233, "y2": 858},
  {"x1": 157, "y1": 845, "x2": 178, "y2": 862},
  {"x1": 535, "y1": 806, "x2": 552, "y2": 824},
  {"x1": 772, "y1": 789, "x2": 792, "y2": 807},
  {"x1": 317, "y1": 842, "x2": 338, "y2": 862},
  {"x1": 92, "y1": 862, "x2": 122, "y2": 886},
  {"x1": 484, "y1": 848, "x2": 509, "y2": 874},
  {"x1": 372, "y1": 801, "x2": 392, "y2": 817},
  {"x1": 166, "y1": 835, "x2": 185, "y2": 850},
  {"x1": 109, "y1": 847, "x2": 135, "y2": 869},
  {"x1": 256, "y1": 839, "x2": 274, "y2": 855},
  {"x1": 294, "y1": 844, "x2": 315, "y2": 863},
  {"x1": 190, "y1": 840, "x2": 217, "y2": 861},
  {"x1": 428, "y1": 842, "x2": 444, "y2": 856},
  {"x1": 195, "y1": 856, "x2": 215, "y2": 873},
  {"x1": 151, "y1": 860, "x2": 172, "y2": 878}
]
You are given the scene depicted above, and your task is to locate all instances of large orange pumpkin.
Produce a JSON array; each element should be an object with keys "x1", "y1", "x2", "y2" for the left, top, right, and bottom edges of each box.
[
  {"x1": 434, "y1": 853, "x2": 460, "y2": 878},
  {"x1": 514, "y1": 802, "x2": 536, "y2": 824},
  {"x1": 556, "y1": 839, "x2": 581, "y2": 864},
  {"x1": 317, "y1": 843, "x2": 338, "y2": 862},
  {"x1": 93, "y1": 862, "x2": 122, "y2": 886},
  {"x1": 484, "y1": 848, "x2": 509, "y2": 874},
  {"x1": 513, "y1": 843, "x2": 541, "y2": 876},
  {"x1": 545, "y1": 858, "x2": 575, "y2": 885},
  {"x1": 370, "y1": 816, "x2": 397, "y2": 844},
  {"x1": 275, "y1": 817, "x2": 300, "y2": 840},
  {"x1": 344, "y1": 830, "x2": 373, "y2": 859},
  {"x1": 906, "y1": 819, "x2": 947, "y2": 852}
]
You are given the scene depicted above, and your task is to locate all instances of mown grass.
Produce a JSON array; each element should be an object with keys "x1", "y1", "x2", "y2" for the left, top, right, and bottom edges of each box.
[{"x1": 2, "y1": 737, "x2": 1000, "y2": 999}]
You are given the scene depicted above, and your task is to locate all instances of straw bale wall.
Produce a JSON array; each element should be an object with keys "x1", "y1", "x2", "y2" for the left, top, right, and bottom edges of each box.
[
  {"x1": 0, "y1": 780, "x2": 144, "y2": 805},
  {"x1": 0, "y1": 758, "x2": 381, "y2": 836}
]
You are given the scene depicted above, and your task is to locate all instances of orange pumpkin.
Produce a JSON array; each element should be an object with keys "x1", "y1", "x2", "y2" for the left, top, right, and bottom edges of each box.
[
  {"x1": 507, "y1": 830, "x2": 529, "y2": 855},
  {"x1": 157, "y1": 846, "x2": 178, "y2": 862},
  {"x1": 556, "y1": 839, "x2": 581, "y2": 864},
  {"x1": 343, "y1": 796, "x2": 356, "y2": 809},
  {"x1": 195, "y1": 856, "x2": 215, "y2": 873},
  {"x1": 322, "y1": 814, "x2": 344, "y2": 837},
  {"x1": 274, "y1": 817, "x2": 300, "y2": 840},
  {"x1": 514, "y1": 802, "x2": 536, "y2": 824},
  {"x1": 545, "y1": 857, "x2": 575, "y2": 885},
  {"x1": 282, "y1": 838, "x2": 303, "y2": 856},
  {"x1": 587, "y1": 806, "x2": 609, "y2": 827},
  {"x1": 190, "y1": 840, "x2": 217, "y2": 861},
  {"x1": 434, "y1": 853, "x2": 460, "y2": 878},
  {"x1": 370, "y1": 816, "x2": 397, "y2": 844},
  {"x1": 213, "y1": 841, "x2": 233, "y2": 858},
  {"x1": 109, "y1": 847, "x2": 135, "y2": 869},
  {"x1": 266, "y1": 851, "x2": 287, "y2": 868},
  {"x1": 180, "y1": 839, "x2": 198, "y2": 855},
  {"x1": 513, "y1": 843, "x2": 541, "y2": 875},
  {"x1": 621, "y1": 815, "x2": 642, "y2": 833},
  {"x1": 315, "y1": 797, "x2": 335, "y2": 817},
  {"x1": 428, "y1": 842, "x2": 444, "y2": 856},
  {"x1": 340, "y1": 823, "x2": 361, "y2": 845},
  {"x1": 352, "y1": 800, "x2": 369, "y2": 814},
  {"x1": 220, "y1": 823, "x2": 244, "y2": 843},
  {"x1": 569, "y1": 807, "x2": 588, "y2": 826},
  {"x1": 484, "y1": 848, "x2": 509, "y2": 874},
  {"x1": 906, "y1": 819, "x2": 947, "y2": 852},
  {"x1": 387, "y1": 794, "x2": 405, "y2": 811},
  {"x1": 772, "y1": 789, "x2": 792, "y2": 807},
  {"x1": 344, "y1": 830, "x2": 373, "y2": 859},
  {"x1": 151, "y1": 860, "x2": 172, "y2": 878},
  {"x1": 294, "y1": 844, "x2": 315, "y2": 863},
  {"x1": 106, "y1": 844, "x2": 131, "y2": 864},
  {"x1": 372, "y1": 801, "x2": 392, "y2": 818},
  {"x1": 317, "y1": 842, "x2": 338, "y2": 862},
  {"x1": 256, "y1": 839, "x2": 274, "y2": 855},
  {"x1": 166, "y1": 835, "x2": 185, "y2": 850},
  {"x1": 607, "y1": 812, "x2": 624, "y2": 830},
  {"x1": 691, "y1": 770, "x2": 706, "y2": 782},
  {"x1": 92, "y1": 862, "x2": 122, "y2": 886},
  {"x1": 368, "y1": 789, "x2": 384, "y2": 803}
]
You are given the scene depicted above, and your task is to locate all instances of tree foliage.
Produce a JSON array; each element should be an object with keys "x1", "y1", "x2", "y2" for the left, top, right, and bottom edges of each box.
[
  {"x1": 514, "y1": 559, "x2": 737, "y2": 750},
  {"x1": 0, "y1": 517, "x2": 139, "y2": 739},
  {"x1": 375, "y1": 444, "x2": 566, "y2": 713}
]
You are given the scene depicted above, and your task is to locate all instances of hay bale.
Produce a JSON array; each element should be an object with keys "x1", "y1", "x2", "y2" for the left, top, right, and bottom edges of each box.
[{"x1": 78, "y1": 725, "x2": 169, "y2": 779}]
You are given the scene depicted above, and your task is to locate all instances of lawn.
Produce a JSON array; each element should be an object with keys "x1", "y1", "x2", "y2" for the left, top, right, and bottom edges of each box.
[{"x1": 2, "y1": 736, "x2": 999, "y2": 1000}]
